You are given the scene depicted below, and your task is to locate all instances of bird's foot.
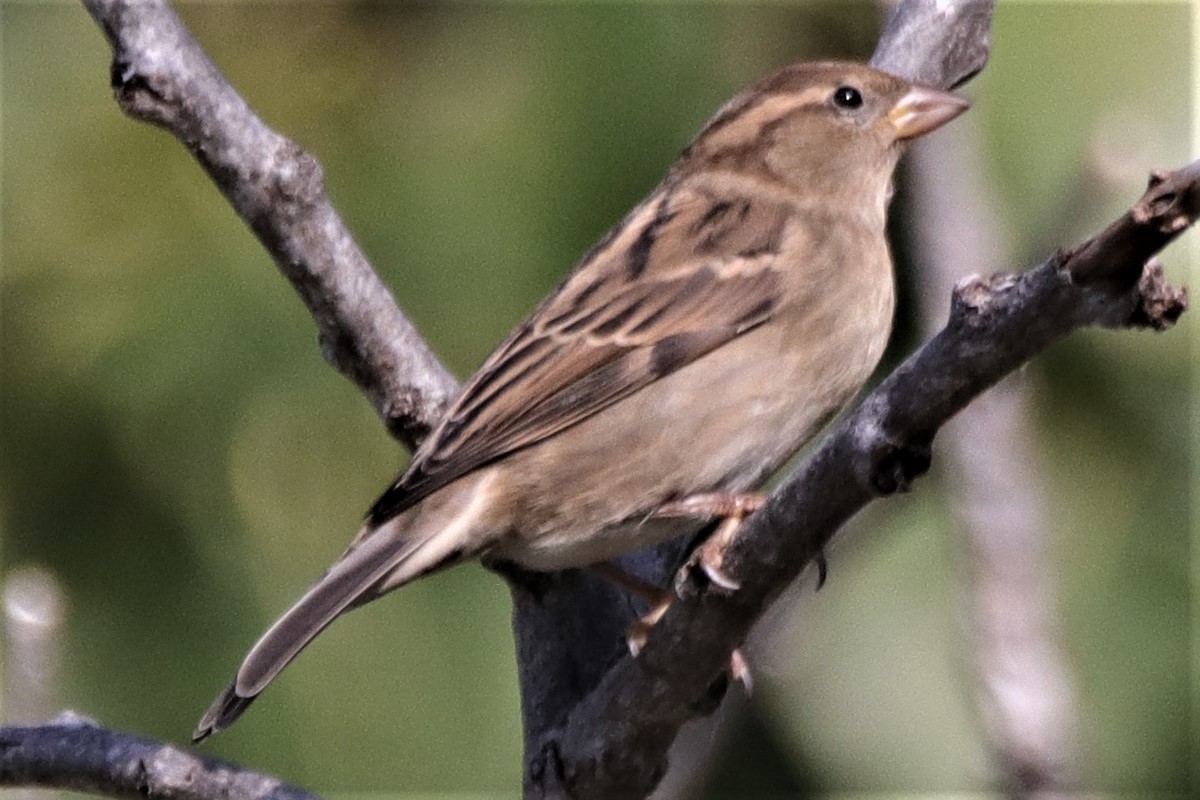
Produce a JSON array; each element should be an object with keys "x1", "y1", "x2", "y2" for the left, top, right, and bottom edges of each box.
[
  {"x1": 625, "y1": 591, "x2": 672, "y2": 657},
  {"x1": 590, "y1": 559, "x2": 752, "y2": 692},
  {"x1": 588, "y1": 561, "x2": 671, "y2": 658},
  {"x1": 656, "y1": 492, "x2": 766, "y2": 595}
]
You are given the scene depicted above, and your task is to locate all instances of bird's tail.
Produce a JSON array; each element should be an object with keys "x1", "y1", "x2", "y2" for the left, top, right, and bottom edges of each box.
[{"x1": 192, "y1": 508, "x2": 466, "y2": 742}]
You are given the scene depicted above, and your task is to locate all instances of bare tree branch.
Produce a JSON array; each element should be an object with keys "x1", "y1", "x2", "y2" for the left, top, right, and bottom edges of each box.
[
  {"x1": 518, "y1": 3, "x2": 1000, "y2": 796},
  {"x1": 13, "y1": 1, "x2": 1176, "y2": 798},
  {"x1": 871, "y1": 0, "x2": 993, "y2": 86},
  {"x1": 545, "y1": 162, "x2": 1190, "y2": 800},
  {"x1": 80, "y1": 0, "x2": 459, "y2": 448},
  {"x1": 0, "y1": 714, "x2": 322, "y2": 800}
]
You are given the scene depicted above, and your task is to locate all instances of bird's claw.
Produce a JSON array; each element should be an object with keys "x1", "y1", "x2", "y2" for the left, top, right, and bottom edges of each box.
[
  {"x1": 625, "y1": 595, "x2": 672, "y2": 657},
  {"x1": 730, "y1": 648, "x2": 753, "y2": 695},
  {"x1": 628, "y1": 605, "x2": 754, "y2": 698},
  {"x1": 815, "y1": 549, "x2": 828, "y2": 590},
  {"x1": 674, "y1": 501, "x2": 760, "y2": 596},
  {"x1": 677, "y1": 526, "x2": 742, "y2": 595}
]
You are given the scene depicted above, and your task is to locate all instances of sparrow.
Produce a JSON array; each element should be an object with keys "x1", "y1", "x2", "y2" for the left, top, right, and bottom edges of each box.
[{"x1": 194, "y1": 61, "x2": 968, "y2": 740}]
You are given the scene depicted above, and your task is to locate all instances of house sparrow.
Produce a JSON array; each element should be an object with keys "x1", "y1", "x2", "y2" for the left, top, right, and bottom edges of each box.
[{"x1": 195, "y1": 61, "x2": 968, "y2": 740}]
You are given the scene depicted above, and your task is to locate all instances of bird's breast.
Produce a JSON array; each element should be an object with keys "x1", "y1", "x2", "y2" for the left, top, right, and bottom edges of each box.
[{"x1": 495, "y1": 214, "x2": 895, "y2": 570}]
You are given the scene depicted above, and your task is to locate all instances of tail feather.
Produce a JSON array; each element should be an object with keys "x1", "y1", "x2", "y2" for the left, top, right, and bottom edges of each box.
[
  {"x1": 193, "y1": 516, "x2": 456, "y2": 741},
  {"x1": 193, "y1": 682, "x2": 255, "y2": 742}
]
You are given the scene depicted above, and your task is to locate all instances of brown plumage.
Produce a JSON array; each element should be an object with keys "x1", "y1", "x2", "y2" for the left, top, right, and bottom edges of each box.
[{"x1": 194, "y1": 61, "x2": 968, "y2": 741}]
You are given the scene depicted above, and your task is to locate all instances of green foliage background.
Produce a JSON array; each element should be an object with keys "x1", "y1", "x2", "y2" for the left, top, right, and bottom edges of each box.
[{"x1": 0, "y1": 1, "x2": 1192, "y2": 795}]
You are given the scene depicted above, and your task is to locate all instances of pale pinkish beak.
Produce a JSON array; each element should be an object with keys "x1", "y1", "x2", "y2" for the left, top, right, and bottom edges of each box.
[{"x1": 887, "y1": 85, "x2": 971, "y2": 140}]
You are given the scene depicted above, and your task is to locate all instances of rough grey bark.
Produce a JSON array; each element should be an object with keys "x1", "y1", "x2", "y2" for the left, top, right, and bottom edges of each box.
[
  {"x1": 0, "y1": 714, "x2": 321, "y2": 800},
  {"x1": 2, "y1": 0, "x2": 1189, "y2": 799},
  {"x1": 523, "y1": 3, "x2": 997, "y2": 795},
  {"x1": 542, "y1": 164, "x2": 1190, "y2": 798},
  {"x1": 81, "y1": 0, "x2": 458, "y2": 448}
]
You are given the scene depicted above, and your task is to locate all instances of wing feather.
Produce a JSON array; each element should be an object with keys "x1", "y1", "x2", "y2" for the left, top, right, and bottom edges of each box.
[{"x1": 367, "y1": 185, "x2": 791, "y2": 524}]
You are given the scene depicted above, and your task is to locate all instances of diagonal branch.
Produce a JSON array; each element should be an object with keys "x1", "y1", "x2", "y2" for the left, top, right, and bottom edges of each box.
[
  {"x1": 28, "y1": 2, "x2": 1182, "y2": 800},
  {"x1": 81, "y1": 0, "x2": 459, "y2": 448},
  {"x1": 548, "y1": 161, "x2": 1190, "y2": 800}
]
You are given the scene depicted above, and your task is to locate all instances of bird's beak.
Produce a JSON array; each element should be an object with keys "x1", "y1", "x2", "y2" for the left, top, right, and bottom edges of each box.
[{"x1": 887, "y1": 85, "x2": 971, "y2": 140}]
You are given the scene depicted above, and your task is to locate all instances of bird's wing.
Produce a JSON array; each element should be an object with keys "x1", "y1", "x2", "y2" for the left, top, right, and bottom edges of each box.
[{"x1": 368, "y1": 186, "x2": 792, "y2": 524}]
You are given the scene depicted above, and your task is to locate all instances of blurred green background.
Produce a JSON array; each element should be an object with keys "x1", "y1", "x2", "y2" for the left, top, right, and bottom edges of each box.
[{"x1": 0, "y1": 1, "x2": 1192, "y2": 796}]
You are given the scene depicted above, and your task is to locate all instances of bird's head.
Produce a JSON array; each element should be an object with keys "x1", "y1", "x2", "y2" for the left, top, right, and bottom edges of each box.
[{"x1": 680, "y1": 61, "x2": 969, "y2": 216}]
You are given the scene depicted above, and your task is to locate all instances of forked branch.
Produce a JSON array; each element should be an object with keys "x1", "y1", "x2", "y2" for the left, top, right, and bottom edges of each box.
[
  {"x1": 2, "y1": 2, "x2": 1188, "y2": 800},
  {"x1": 545, "y1": 161, "x2": 1189, "y2": 798}
]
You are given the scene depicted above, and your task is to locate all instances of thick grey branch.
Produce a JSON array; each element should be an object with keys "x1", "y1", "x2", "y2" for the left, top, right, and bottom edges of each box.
[
  {"x1": 81, "y1": 0, "x2": 459, "y2": 447},
  {"x1": 61, "y1": 2, "x2": 1185, "y2": 799},
  {"x1": 548, "y1": 159, "x2": 1191, "y2": 799},
  {"x1": 871, "y1": 0, "x2": 993, "y2": 86},
  {"x1": 519, "y1": 5, "x2": 1003, "y2": 794},
  {"x1": 522, "y1": 1, "x2": 1002, "y2": 795},
  {"x1": 0, "y1": 716, "x2": 322, "y2": 800}
]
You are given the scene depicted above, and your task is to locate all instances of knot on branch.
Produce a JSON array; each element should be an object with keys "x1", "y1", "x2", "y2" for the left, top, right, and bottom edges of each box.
[
  {"x1": 850, "y1": 414, "x2": 933, "y2": 496},
  {"x1": 383, "y1": 392, "x2": 440, "y2": 451},
  {"x1": 110, "y1": 57, "x2": 175, "y2": 126},
  {"x1": 870, "y1": 438, "x2": 933, "y2": 495},
  {"x1": 1129, "y1": 259, "x2": 1188, "y2": 330},
  {"x1": 1133, "y1": 166, "x2": 1200, "y2": 235},
  {"x1": 950, "y1": 272, "x2": 1021, "y2": 320},
  {"x1": 267, "y1": 142, "x2": 324, "y2": 206}
]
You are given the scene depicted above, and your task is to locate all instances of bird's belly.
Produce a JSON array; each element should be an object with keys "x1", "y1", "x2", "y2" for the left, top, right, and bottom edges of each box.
[
  {"x1": 502, "y1": 516, "x2": 703, "y2": 571},
  {"x1": 494, "y1": 289, "x2": 892, "y2": 571}
]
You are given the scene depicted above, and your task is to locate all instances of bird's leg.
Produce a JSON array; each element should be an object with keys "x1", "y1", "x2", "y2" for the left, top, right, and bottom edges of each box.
[
  {"x1": 655, "y1": 492, "x2": 767, "y2": 591},
  {"x1": 588, "y1": 561, "x2": 673, "y2": 658},
  {"x1": 658, "y1": 492, "x2": 830, "y2": 589},
  {"x1": 586, "y1": 491, "x2": 768, "y2": 693},
  {"x1": 591, "y1": 559, "x2": 755, "y2": 693},
  {"x1": 654, "y1": 492, "x2": 767, "y2": 519}
]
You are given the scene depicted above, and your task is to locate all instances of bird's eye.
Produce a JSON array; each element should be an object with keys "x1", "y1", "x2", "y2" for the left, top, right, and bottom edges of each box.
[{"x1": 832, "y1": 86, "x2": 863, "y2": 109}]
